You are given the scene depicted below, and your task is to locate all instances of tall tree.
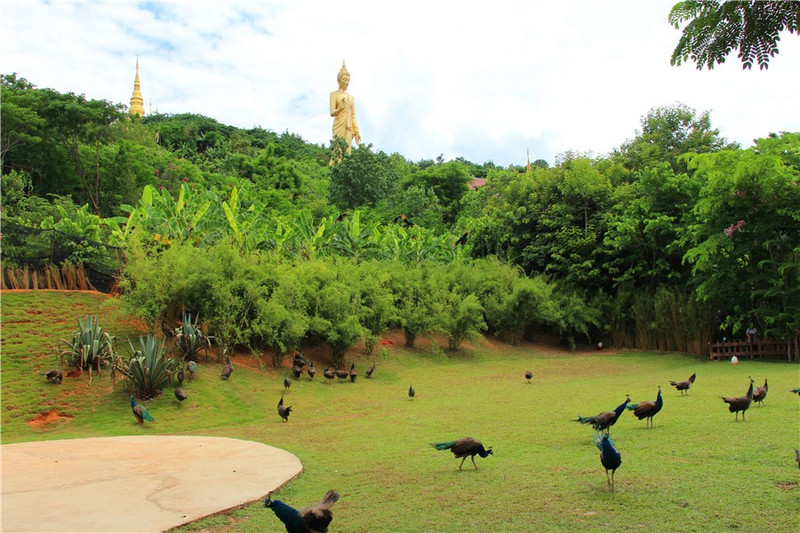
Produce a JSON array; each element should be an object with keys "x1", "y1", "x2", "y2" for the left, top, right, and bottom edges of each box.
[{"x1": 669, "y1": 1, "x2": 800, "y2": 70}]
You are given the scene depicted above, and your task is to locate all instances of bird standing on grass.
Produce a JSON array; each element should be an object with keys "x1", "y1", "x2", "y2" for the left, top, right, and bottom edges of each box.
[
  {"x1": 174, "y1": 387, "x2": 188, "y2": 402},
  {"x1": 753, "y1": 378, "x2": 768, "y2": 405},
  {"x1": 130, "y1": 396, "x2": 154, "y2": 424},
  {"x1": 627, "y1": 386, "x2": 663, "y2": 427},
  {"x1": 595, "y1": 433, "x2": 621, "y2": 490},
  {"x1": 525, "y1": 371, "x2": 533, "y2": 383},
  {"x1": 365, "y1": 362, "x2": 375, "y2": 378},
  {"x1": 323, "y1": 367, "x2": 335, "y2": 383},
  {"x1": 292, "y1": 364, "x2": 302, "y2": 380},
  {"x1": 220, "y1": 355, "x2": 233, "y2": 380},
  {"x1": 349, "y1": 362, "x2": 357, "y2": 383},
  {"x1": 264, "y1": 489, "x2": 339, "y2": 533},
  {"x1": 669, "y1": 372, "x2": 696, "y2": 395},
  {"x1": 431, "y1": 437, "x2": 493, "y2": 470},
  {"x1": 408, "y1": 384, "x2": 415, "y2": 399},
  {"x1": 277, "y1": 396, "x2": 292, "y2": 422},
  {"x1": 186, "y1": 360, "x2": 197, "y2": 380},
  {"x1": 790, "y1": 387, "x2": 800, "y2": 396},
  {"x1": 721, "y1": 377, "x2": 755, "y2": 421},
  {"x1": 335, "y1": 367, "x2": 349, "y2": 381},
  {"x1": 575, "y1": 395, "x2": 630, "y2": 433},
  {"x1": 284, "y1": 377, "x2": 292, "y2": 393},
  {"x1": 43, "y1": 369, "x2": 63, "y2": 384},
  {"x1": 307, "y1": 361, "x2": 316, "y2": 379}
]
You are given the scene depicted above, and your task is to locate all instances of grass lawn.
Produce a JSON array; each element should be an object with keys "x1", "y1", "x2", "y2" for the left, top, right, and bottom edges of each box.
[{"x1": 2, "y1": 290, "x2": 798, "y2": 532}]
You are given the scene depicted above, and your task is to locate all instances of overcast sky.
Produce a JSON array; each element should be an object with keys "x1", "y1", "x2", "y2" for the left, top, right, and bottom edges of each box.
[{"x1": 2, "y1": 1, "x2": 799, "y2": 167}]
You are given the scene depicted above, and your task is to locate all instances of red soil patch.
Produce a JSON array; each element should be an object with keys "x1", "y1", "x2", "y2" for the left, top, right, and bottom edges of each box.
[{"x1": 26, "y1": 409, "x2": 74, "y2": 428}]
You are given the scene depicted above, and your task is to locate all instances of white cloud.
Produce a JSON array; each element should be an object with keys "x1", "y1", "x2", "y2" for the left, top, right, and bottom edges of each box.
[{"x1": 2, "y1": 0, "x2": 798, "y2": 166}]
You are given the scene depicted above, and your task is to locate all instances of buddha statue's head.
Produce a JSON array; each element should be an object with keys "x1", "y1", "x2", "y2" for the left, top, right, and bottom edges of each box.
[{"x1": 337, "y1": 61, "x2": 350, "y2": 88}]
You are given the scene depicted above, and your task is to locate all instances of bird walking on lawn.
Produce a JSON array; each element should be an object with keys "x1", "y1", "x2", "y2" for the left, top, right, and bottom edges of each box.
[
  {"x1": 525, "y1": 370, "x2": 533, "y2": 383},
  {"x1": 264, "y1": 489, "x2": 340, "y2": 533},
  {"x1": 790, "y1": 387, "x2": 800, "y2": 396},
  {"x1": 575, "y1": 395, "x2": 630, "y2": 433},
  {"x1": 292, "y1": 364, "x2": 302, "y2": 380},
  {"x1": 365, "y1": 362, "x2": 375, "y2": 378},
  {"x1": 323, "y1": 367, "x2": 335, "y2": 383},
  {"x1": 176, "y1": 367, "x2": 185, "y2": 386},
  {"x1": 174, "y1": 387, "x2": 188, "y2": 402},
  {"x1": 307, "y1": 361, "x2": 316, "y2": 379},
  {"x1": 186, "y1": 360, "x2": 197, "y2": 380},
  {"x1": 670, "y1": 372, "x2": 696, "y2": 395},
  {"x1": 349, "y1": 362, "x2": 357, "y2": 383},
  {"x1": 431, "y1": 437, "x2": 493, "y2": 470},
  {"x1": 43, "y1": 369, "x2": 63, "y2": 384},
  {"x1": 335, "y1": 367, "x2": 349, "y2": 381},
  {"x1": 130, "y1": 396, "x2": 154, "y2": 424},
  {"x1": 627, "y1": 386, "x2": 663, "y2": 427},
  {"x1": 408, "y1": 384, "x2": 415, "y2": 399},
  {"x1": 277, "y1": 396, "x2": 292, "y2": 422},
  {"x1": 284, "y1": 377, "x2": 291, "y2": 393},
  {"x1": 753, "y1": 378, "x2": 768, "y2": 405},
  {"x1": 221, "y1": 355, "x2": 233, "y2": 380},
  {"x1": 795, "y1": 449, "x2": 800, "y2": 469},
  {"x1": 595, "y1": 433, "x2": 622, "y2": 491},
  {"x1": 722, "y1": 377, "x2": 755, "y2": 421}
]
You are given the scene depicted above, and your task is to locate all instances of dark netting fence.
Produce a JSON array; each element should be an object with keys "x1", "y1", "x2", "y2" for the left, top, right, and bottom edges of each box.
[{"x1": 1, "y1": 221, "x2": 124, "y2": 293}]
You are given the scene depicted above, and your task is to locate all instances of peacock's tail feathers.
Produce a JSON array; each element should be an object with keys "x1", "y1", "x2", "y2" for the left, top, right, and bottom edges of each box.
[
  {"x1": 626, "y1": 403, "x2": 639, "y2": 411},
  {"x1": 141, "y1": 408, "x2": 154, "y2": 421},
  {"x1": 318, "y1": 489, "x2": 339, "y2": 508},
  {"x1": 574, "y1": 415, "x2": 597, "y2": 425},
  {"x1": 431, "y1": 441, "x2": 457, "y2": 451}
]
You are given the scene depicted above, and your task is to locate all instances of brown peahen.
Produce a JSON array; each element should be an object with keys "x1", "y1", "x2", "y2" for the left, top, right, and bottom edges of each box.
[
  {"x1": 264, "y1": 489, "x2": 340, "y2": 533},
  {"x1": 277, "y1": 396, "x2": 292, "y2": 422},
  {"x1": 307, "y1": 361, "x2": 316, "y2": 379},
  {"x1": 431, "y1": 437, "x2": 493, "y2": 470},
  {"x1": 626, "y1": 386, "x2": 663, "y2": 427},
  {"x1": 752, "y1": 378, "x2": 768, "y2": 405},
  {"x1": 722, "y1": 377, "x2": 754, "y2": 420},
  {"x1": 365, "y1": 362, "x2": 375, "y2": 378},
  {"x1": 525, "y1": 371, "x2": 533, "y2": 383},
  {"x1": 349, "y1": 362, "x2": 357, "y2": 383},
  {"x1": 323, "y1": 367, "x2": 335, "y2": 383},
  {"x1": 220, "y1": 355, "x2": 233, "y2": 380},
  {"x1": 174, "y1": 387, "x2": 188, "y2": 402},
  {"x1": 42, "y1": 369, "x2": 63, "y2": 384},
  {"x1": 669, "y1": 372, "x2": 696, "y2": 395}
]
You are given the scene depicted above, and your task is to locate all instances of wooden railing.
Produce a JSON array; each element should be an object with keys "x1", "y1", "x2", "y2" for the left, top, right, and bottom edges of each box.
[{"x1": 709, "y1": 339, "x2": 793, "y2": 361}]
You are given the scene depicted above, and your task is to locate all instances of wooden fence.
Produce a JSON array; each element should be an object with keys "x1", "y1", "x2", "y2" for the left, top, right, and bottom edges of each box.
[{"x1": 709, "y1": 339, "x2": 795, "y2": 361}]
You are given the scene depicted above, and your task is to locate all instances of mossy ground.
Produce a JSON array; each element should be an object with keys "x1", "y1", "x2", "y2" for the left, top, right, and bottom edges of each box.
[{"x1": 2, "y1": 291, "x2": 798, "y2": 532}]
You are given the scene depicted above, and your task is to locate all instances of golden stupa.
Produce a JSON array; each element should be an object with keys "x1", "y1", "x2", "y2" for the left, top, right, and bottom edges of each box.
[{"x1": 129, "y1": 57, "x2": 145, "y2": 117}]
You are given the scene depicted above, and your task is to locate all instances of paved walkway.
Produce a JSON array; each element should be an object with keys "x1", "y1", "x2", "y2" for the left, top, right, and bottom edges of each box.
[{"x1": 1, "y1": 436, "x2": 302, "y2": 532}]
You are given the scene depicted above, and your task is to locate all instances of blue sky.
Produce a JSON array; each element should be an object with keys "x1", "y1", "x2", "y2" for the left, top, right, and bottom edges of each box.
[{"x1": 2, "y1": 1, "x2": 799, "y2": 166}]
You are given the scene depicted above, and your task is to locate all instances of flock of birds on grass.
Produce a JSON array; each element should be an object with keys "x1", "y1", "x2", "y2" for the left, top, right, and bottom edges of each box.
[{"x1": 42, "y1": 344, "x2": 798, "y2": 531}]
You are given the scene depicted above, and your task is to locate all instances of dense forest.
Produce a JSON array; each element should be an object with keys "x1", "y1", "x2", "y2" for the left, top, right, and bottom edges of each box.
[{"x1": 2, "y1": 73, "x2": 798, "y2": 359}]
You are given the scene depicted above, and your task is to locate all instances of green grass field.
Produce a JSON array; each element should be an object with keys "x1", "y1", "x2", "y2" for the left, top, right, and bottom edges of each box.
[{"x1": 2, "y1": 291, "x2": 799, "y2": 532}]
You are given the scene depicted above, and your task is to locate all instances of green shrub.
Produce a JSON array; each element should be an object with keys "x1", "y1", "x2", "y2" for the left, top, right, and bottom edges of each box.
[
  {"x1": 175, "y1": 311, "x2": 213, "y2": 362},
  {"x1": 124, "y1": 334, "x2": 176, "y2": 400}
]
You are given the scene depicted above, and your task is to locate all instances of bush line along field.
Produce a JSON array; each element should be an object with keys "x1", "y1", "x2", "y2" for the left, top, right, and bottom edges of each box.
[{"x1": 1, "y1": 291, "x2": 798, "y2": 532}]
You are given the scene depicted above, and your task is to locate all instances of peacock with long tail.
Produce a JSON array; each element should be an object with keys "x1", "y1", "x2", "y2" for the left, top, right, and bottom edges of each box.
[
  {"x1": 130, "y1": 396, "x2": 154, "y2": 424},
  {"x1": 431, "y1": 437, "x2": 493, "y2": 470},
  {"x1": 264, "y1": 489, "x2": 339, "y2": 533},
  {"x1": 627, "y1": 386, "x2": 663, "y2": 427},
  {"x1": 669, "y1": 372, "x2": 696, "y2": 395},
  {"x1": 574, "y1": 395, "x2": 630, "y2": 433},
  {"x1": 721, "y1": 377, "x2": 754, "y2": 421},
  {"x1": 595, "y1": 433, "x2": 622, "y2": 491}
]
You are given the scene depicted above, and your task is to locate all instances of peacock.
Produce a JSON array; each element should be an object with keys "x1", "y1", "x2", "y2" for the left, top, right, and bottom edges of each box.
[
  {"x1": 335, "y1": 367, "x2": 349, "y2": 381},
  {"x1": 365, "y1": 362, "x2": 375, "y2": 378},
  {"x1": 627, "y1": 386, "x2": 663, "y2": 427},
  {"x1": 264, "y1": 489, "x2": 339, "y2": 533},
  {"x1": 349, "y1": 362, "x2": 357, "y2": 383},
  {"x1": 284, "y1": 377, "x2": 291, "y2": 393},
  {"x1": 176, "y1": 367, "x2": 185, "y2": 386},
  {"x1": 595, "y1": 433, "x2": 622, "y2": 490},
  {"x1": 669, "y1": 372, "x2": 696, "y2": 395},
  {"x1": 221, "y1": 355, "x2": 233, "y2": 380},
  {"x1": 130, "y1": 396, "x2": 154, "y2": 424},
  {"x1": 174, "y1": 387, "x2": 188, "y2": 402},
  {"x1": 431, "y1": 437, "x2": 493, "y2": 470},
  {"x1": 186, "y1": 360, "x2": 197, "y2": 380},
  {"x1": 292, "y1": 364, "x2": 302, "y2": 380},
  {"x1": 721, "y1": 377, "x2": 754, "y2": 421},
  {"x1": 408, "y1": 384, "x2": 415, "y2": 399},
  {"x1": 575, "y1": 395, "x2": 630, "y2": 433},
  {"x1": 307, "y1": 361, "x2": 316, "y2": 379},
  {"x1": 791, "y1": 387, "x2": 800, "y2": 396},
  {"x1": 752, "y1": 378, "x2": 768, "y2": 405},
  {"x1": 525, "y1": 370, "x2": 533, "y2": 383},
  {"x1": 42, "y1": 369, "x2": 63, "y2": 384},
  {"x1": 277, "y1": 396, "x2": 292, "y2": 422},
  {"x1": 323, "y1": 367, "x2": 335, "y2": 383}
]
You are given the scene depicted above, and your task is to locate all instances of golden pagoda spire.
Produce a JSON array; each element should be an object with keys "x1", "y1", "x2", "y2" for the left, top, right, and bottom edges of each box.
[{"x1": 129, "y1": 56, "x2": 145, "y2": 117}]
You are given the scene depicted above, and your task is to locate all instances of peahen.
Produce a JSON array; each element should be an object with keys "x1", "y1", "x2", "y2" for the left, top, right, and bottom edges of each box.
[
  {"x1": 431, "y1": 437, "x2": 493, "y2": 470},
  {"x1": 669, "y1": 372, "x2": 696, "y2": 395},
  {"x1": 334, "y1": 367, "x2": 349, "y2": 381},
  {"x1": 408, "y1": 384, "x2": 415, "y2": 399},
  {"x1": 753, "y1": 378, "x2": 768, "y2": 405},
  {"x1": 292, "y1": 364, "x2": 303, "y2": 380},
  {"x1": 525, "y1": 370, "x2": 533, "y2": 383},
  {"x1": 627, "y1": 386, "x2": 663, "y2": 427},
  {"x1": 176, "y1": 367, "x2": 185, "y2": 386},
  {"x1": 220, "y1": 355, "x2": 233, "y2": 380},
  {"x1": 307, "y1": 361, "x2": 316, "y2": 379},
  {"x1": 174, "y1": 387, "x2": 188, "y2": 402},
  {"x1": 277, "y1": 395, "x2": 292, "y2": 422},
  {"x1": 365, "y1": 362, "x2": 375, "y2": 378},
  {"x1": 323, "y1": 367, "x2": 335, "y2": 383},
  {"x1": 130, "y1": 396, "x2": 154, "y2": 424},
  {"x1": 349, "y1": 362, "x2": 357, "y2": 383},
  {"x1": 42, "y1": 369, "x2": 63, "y2": 384},
  {"x1": 264, "y1": 489, "x2": 339, "y2": 533},
  {"x1": 595, "y1": 433, "x2": 622, "y2": 490},
  {"x1": 721, "y1": 377, "x2": 754, "y2": 421},
  {"x1": 186, "y1": 360, "x2": 197, "y2": 380},
  {"x1": 284, "y1": 377, "x2": 292, "y2": 393},
  {"x1": 574, "y1": 395, "x2": 630, "y2": 433}
]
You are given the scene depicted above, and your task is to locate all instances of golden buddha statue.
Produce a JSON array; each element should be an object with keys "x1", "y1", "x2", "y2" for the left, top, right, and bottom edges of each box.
[{"x1": 330, "y1": 61, "x2": 361, "y2": 153}]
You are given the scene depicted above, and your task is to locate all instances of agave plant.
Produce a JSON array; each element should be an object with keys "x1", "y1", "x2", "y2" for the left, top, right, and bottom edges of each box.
[
  {"x1": 126, "y1": 334, "x2": 176, "y2": 400},
  {"x1": 63, "y1": 315, "x2": 115, "y2": 374},
  {"x1": 176, "y1": 311, "x2": 213, "y2": 362}
]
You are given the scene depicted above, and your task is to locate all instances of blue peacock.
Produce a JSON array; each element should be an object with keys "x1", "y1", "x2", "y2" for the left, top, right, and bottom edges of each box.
[
  {"x1": 264, "y1": 489, "x2": 339, "y2": 533},
  {"x1": 130, "y1": 396, "x2": 154, "y2": 424},
  {"x1": 595, "y1": 433, "x2": 622, "y2": 490}
]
